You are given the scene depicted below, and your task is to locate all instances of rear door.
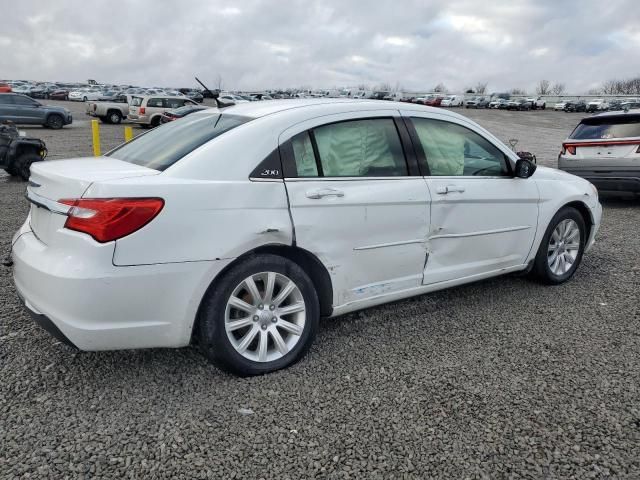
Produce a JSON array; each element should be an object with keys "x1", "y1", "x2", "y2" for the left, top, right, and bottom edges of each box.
[
  {"x1": 282, "y1": 111, "x2": 431, "y2": 306},
  {"x1": 403, "y1": 112, "x2": 539, "y2": 284}
]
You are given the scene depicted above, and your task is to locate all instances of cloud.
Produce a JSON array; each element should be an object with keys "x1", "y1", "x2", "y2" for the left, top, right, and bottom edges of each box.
[{"x1": 0, "y1": 0, "x2": 639, "y2": 93}]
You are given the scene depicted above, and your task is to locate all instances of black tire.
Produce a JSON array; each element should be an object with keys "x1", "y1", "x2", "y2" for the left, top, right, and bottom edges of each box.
[
  {"x1": 150, "y1": 116, "x2": 161, "y2": 128},
  {"x1": 46, "y1": 114, "x2": 64, "y2": 129},
  {"x1": 542, "y1": 104, "x2": 546, "y2": 110},
  {"x1": 82, "y1": 96, "x2": 88, "y2": 102},
  {"x1": 4, "y1": 165, "x2": 18, "y2": 176},
  {"x1": 531, "y1": 207, "x2": 586, "y2": 284},
  {"x1": 99, "y1": 116, "x2": 109, "y2": 124},
  {"x1": 14, "y1": 153, "x2": 41, "y2": 181},
  {"x1": 198, "y1": 254, "x2": 320, "y2": 376},
  {"x1": 108, "y1": 111, "x2": 122, "y2": 124}
]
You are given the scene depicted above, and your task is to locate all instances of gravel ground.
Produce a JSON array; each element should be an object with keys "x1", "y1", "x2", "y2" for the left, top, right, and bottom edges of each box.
[{"x1": 1, "y1": 104, "x2": 640, "y2": 479}]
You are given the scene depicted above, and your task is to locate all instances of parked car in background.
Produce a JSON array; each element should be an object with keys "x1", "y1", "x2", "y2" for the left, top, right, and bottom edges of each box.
[
  {"x1": 160, "y1": 105, "x2": 210, "y2": 123},
  {"x1": 586, "y1": 98, "x2": 609, "y2": 113},
  {"x1": 425, "y1": 96, "x2": 445, "y2": 107},
  {"x1": 128, "y1": 95, "x2": 198, "y2": 127},
  {"x1": 526, "y1": 96, "x2": 546, "y2": 110},
  {"x1": 69, "y1": 89, "x2": 102, "y2": 102},
  {"x1": 87, "y1": 95, "x2": 130, "y2": 124},
  {"x1": 12, "y1": 99, "x2": 601, "y2": 376},
  {"x1": 489, "y1": 98, "x2": 508, "y2": 109},
  {"x1": 559, "y1": 110, "x2": 640, "y2": 195},
  {"x1": 506, "y1": 99, "x2": 531, "y2": 111},
  {"x1": 0, "y1": 93, "x2": 73, "y2": 129},
  {"x1": 0, "y1": 83, "x2": 12, "y2": 93},
  {"x1": 219, "y1": 93, "x2": 250, "y2": 104},
  {"x1": 465, "y1": 96, "x2": 489, "y2": 108},
  {"x1": 183, "y1": 90, "x2": 204, "y2": 103},
  {"x1": 564, "y1": 100, "x2": 587, "y2": 113},
  {"x1": 554, "y1": 101, "x2": 568, "y2": 111},
  {"x1": 440, "y1": 95, "x2": 463, "y2": 107}
]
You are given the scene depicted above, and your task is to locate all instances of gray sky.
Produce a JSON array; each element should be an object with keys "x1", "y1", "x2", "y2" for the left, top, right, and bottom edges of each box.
[{"x1": 1, "y1": 0, "x2": 638, "y2": 93}]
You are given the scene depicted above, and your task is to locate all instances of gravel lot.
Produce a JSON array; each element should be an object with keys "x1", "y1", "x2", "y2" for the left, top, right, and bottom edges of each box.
[{"x1": 1, "y1": 103, "x2": 639, "y2": 479}]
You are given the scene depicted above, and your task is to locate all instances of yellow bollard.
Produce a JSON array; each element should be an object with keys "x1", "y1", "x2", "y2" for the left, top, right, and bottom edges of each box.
[
  {"x1": 124, "y1": 126, "x2": 133, "y2": 143},
  {"x1": 91, "y1": 120, "x2": 101, "y2": 157}
]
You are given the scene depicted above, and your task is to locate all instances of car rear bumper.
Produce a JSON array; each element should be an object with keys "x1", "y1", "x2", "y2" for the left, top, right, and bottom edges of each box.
[
  {"x1": 11, "y1": 225, "x2": 233, "y2": 351},
  {"x1": 558, "y1": 168, "x2": 640, "y2": 193}
]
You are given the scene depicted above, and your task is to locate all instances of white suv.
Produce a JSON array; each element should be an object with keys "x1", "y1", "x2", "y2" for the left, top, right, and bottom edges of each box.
[
  {"x1": 128, "y1": 95, "x2": 198, "y2": 127},
  {"x1": 12, "y1": 99, "x2": 601, "y2": 375}
]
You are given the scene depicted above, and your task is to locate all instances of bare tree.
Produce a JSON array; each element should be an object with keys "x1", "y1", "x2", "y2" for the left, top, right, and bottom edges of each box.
[
  {"x1": 377, "y1": 82, "x2": 392, "y2": 92},
  {"x1": 510, "y1": 88, "x2": 526, "y2": 95},
  {"x1": 475, "y1": 82, "x2": 488, "y2": 94},
  {"x1": 551, "y1": 82, "x2": 566, "y2": 95},
  {"x1": 433, "y1": 83, "x2": 448, "y2": 93},
  {"x1": 536, "y1": 79, "x2": 551, "y2": 95},
  {"x1": 587, "y1": 87, "x2": 602, "y2": 95}
]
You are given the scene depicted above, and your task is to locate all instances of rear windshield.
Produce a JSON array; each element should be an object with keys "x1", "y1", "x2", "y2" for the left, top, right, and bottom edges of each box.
[
  {"x1": 107, "y1": 113, "x2": 251, "y2": 171},
  {"x1": 130, "y1": 96, "x2": 143, "y2": 106},
  {"x1": 570, "y1": 115, "x2": 640, "y2": 140}
]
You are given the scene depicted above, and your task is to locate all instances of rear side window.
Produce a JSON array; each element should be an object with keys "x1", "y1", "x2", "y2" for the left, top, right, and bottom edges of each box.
[
  {"x1": 165, "y1": 98, "x2": 185, "y2": 109},
  {"x1": 313, "y1": 119, "x2": 407, "y2": 177},
  {"x1": 570, "y1": 116, "x2": 640, "y2": 140},
  {"x1": 147, "y1": 98, "x2": 164, "y2": 108},
  {"x1": 130, "y1": 96, "x2": 143, "y2": 106},
  {"x1": 107, "y1": 114, "x2": 251, "y2": 171},
  {"x1": 288, "y1": 118, "x2": 407, "y2": 177}
]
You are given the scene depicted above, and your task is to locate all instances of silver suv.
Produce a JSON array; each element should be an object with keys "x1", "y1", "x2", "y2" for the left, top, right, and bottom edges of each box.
[
  {"x1": 128, "y1": 95, "x2": 198, "y2": 127},
  {"x1": 558, "y1": 110, "x2": 640, "y2": 196}
]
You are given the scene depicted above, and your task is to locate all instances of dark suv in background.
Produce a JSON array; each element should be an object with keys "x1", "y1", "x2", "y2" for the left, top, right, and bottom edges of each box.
[{"x1": 0, "y1": 93, "x2": 72, "y2": 129}]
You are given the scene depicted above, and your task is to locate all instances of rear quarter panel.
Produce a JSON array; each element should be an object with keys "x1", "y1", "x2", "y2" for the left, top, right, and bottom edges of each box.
[{"x1": 84, "y1": 177, "x2": 293, "y2": 266}]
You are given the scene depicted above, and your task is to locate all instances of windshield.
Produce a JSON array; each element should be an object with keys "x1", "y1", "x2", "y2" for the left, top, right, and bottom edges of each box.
[
  {"x1": 107, "y1": 113, "x2": 251, "y2": 171},
  {"x1": 570, "y1": 115, "x2": 640, "y2": 140}
]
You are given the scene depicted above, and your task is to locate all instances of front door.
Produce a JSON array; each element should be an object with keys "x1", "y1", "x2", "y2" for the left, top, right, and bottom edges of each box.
[
  {"x1": 404, "y1": 113, "x2": 539, "y2": 284},
  {"x1": 282, "y1": 113, "x2": 431, "y2": 306}
]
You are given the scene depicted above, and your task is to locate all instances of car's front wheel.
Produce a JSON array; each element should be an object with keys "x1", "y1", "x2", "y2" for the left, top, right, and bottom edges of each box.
[
  {"x1": 45, "y1": 114, "x2": 64, "y2": 129},
  {"x1": 198, "y1": 254, "x2": 319, "y2": 376},
  {"x1": 532, "y1": 207, "x2": 586, "y2": 284}
]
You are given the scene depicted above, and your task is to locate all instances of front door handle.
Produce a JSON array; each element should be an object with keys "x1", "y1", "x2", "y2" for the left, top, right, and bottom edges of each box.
[
  {"x1": 305, "y1": 188, "x2": 345, "y2": 199},
  {"x1": 436, "y1": 185, "x2": 466, "y2": 195}
]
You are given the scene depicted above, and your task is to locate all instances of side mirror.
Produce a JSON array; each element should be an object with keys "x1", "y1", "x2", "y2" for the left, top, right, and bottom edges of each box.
[{"x1": 514, "y1": 158, "x2": 537, "y2": 178}]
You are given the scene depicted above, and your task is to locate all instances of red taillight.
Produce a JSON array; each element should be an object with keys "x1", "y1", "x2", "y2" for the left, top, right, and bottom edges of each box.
[
  {"x1": 561, "y1": 144, "x2": 576, "y2": 155},
  {"x1": 58, "y1": 198, "x2": 164, "y2": 243},
  {"x1": 139, "y1": 107, "x2": 146, "y2": 114}
]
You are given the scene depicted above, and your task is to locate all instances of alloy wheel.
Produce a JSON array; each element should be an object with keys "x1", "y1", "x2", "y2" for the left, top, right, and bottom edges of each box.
[
  {"x1": 225, "y1": 272, "x2": 306, "y2": 362},
  {"x1": 547, "y1": 219, "x2": 581, "y2": 276}
]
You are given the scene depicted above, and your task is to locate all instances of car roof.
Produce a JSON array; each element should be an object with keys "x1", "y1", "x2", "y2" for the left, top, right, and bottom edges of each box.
[
  {"x1": 590, "y1": 109, "x2": 640, "y2": 119},
  {"x1": 213, "y1": 98, "x2": 463, "y2": 120}
]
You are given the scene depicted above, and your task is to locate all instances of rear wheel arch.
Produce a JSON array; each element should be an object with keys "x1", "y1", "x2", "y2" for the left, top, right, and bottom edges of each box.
[{"x1": 191, "y1": 244, "x2": 334, "y2": 342}]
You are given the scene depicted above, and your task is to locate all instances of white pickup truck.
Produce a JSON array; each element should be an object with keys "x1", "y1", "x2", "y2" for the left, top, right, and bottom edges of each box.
[
  {"x1": 86, "y1": 95, "x2": 130, "y2": 124},
  {"x1": 526, "y1": 96, "x2": 546, "y2": 110}
]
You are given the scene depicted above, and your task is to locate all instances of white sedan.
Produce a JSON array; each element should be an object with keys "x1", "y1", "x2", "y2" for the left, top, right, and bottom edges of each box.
[
  {"x1": 11, "y1": 99, "x2": 602, "y2": 375},
  {"x1": 68, "y1": 89, "x2": 102, "y2": 102}
]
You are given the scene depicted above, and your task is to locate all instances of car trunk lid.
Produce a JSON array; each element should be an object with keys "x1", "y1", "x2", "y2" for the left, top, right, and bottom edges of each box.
[{"x1": 27, "y1": 157, "x2": 159, "y2": 245}]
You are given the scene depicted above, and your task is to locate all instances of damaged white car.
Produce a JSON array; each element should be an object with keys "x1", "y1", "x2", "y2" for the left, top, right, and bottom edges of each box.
[{"x1": 12, "y1": 99, "x2": 602, "y2": 375}]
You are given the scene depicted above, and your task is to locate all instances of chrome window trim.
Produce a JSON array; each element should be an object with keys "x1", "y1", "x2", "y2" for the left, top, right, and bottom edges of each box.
[{"x1": 25, "y1": 189, "x2": 71, "y2": 216}]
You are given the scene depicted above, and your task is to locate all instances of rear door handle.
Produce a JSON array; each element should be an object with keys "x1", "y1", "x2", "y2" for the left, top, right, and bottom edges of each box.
[
  {"x1": 436, "y1": 185, "x2": 465, "y2": 195},
  {"x1": 305, "y1": 188, "x2": 345, "y2": 199}
]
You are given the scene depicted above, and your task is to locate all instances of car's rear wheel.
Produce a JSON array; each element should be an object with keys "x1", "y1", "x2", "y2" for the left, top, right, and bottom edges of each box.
[
  {"x1": 108, "y1": 111, "x2": 122, "y2": 124},
  {"x1": 198, "y1": 254, "x2": 319, "y2": 376},
  {"x1": 531, "y1": 207, "x2": 586, "y2": 284},
  {"x1": 45, "y1": 114, "x2": 64, "y2": 129},
  {"x1": 150, "y1": 116, "x2": 161, "y2": 128}
]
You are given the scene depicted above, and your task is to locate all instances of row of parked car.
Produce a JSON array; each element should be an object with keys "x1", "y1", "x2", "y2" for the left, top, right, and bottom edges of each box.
[
  {"x1": 398, "y1": 94, "x2": 548, "y2": 111},
  {"x1": 553, "y1": 98, "x2": 640, "y2": 113}
]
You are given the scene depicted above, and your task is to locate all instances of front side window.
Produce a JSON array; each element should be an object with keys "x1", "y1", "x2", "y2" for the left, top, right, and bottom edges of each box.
[
  {"x1": 411, "y1": 117, "x2": 509, "y2": 176},
  {"x1": 312, "y1": 118, "x2": 407, "y2": 177},
  {"x1": 13, "y1": 95, "x2": 38, "y2": 106},
  {"x1": 107, "y1": 113, "x2": 251, "y2": 171}
]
